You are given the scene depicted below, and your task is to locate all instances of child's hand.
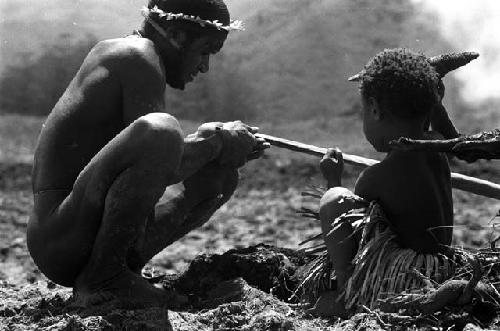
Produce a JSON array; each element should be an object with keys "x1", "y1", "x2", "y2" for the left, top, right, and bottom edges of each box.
[{"x1": 320, "y1": 148, "x2": 344, "y2": 188}]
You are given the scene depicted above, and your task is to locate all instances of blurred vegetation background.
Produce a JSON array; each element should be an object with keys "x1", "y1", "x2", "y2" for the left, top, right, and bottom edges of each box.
[{"x1": 0, "y1": 0, "x2": 499, "y2": 156}]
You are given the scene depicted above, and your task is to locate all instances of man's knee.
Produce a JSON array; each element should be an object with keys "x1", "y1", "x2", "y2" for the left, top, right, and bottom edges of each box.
[
  {"x1": 132, "y1": 113, "x2": 184, "y2": 168},
  {"x1": 134, "y1": 113, "x2": 183, "y2": 146}
]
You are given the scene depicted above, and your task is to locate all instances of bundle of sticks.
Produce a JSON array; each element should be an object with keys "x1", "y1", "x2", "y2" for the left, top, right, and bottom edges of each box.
[
  {"x1": 255, "y1": 133, "x2": 500, "y2": 200},
  {"x1": 389, "y1": 129, "x2": 500, "y2": 159}
]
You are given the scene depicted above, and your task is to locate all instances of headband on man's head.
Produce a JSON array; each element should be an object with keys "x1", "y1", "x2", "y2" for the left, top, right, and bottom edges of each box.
[{"x1": 141, "y1": 6, "x2": 245, "y2": 33}]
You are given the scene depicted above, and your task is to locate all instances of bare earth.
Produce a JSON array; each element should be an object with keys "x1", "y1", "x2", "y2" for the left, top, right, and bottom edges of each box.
[
  {"x1": 1, "y1": 116, "x2": 500, "y2": 330},
  {"x1": 2, "y1": 155, "x2": 500, "y2": 330}
]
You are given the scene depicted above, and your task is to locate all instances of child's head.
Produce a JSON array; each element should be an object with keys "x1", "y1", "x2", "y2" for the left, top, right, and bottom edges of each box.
[{"x1": 355, "y1": 48, "x2": 439, "y2": 151}]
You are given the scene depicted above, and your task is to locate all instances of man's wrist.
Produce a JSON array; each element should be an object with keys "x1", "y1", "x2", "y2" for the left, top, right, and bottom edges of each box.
[{"x1": 184, "y1": 128, "x2": 223, "y2": 161}]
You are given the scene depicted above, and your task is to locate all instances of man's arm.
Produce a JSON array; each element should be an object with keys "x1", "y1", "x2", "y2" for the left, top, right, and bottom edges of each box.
[
  {"x1": 173, "y1": 121, "x2": 262, "y2": 182},
  {"x1": 116, "y1": 41, "x2": 261, "y2": 184},
  {"x1": 174, "y1": 130, "x2": 223, "y2": 182},
  {"x1": 115, "y1": 40, "x2": 225, "y2": 182}
]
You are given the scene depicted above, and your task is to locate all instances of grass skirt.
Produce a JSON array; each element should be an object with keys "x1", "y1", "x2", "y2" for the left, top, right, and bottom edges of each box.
[
  {"x1": 297, "y1": 201, "x2": 468, "y2": 311},
  {"x1": 344, "y1": 202, "x2": 456, "y2": 309}
]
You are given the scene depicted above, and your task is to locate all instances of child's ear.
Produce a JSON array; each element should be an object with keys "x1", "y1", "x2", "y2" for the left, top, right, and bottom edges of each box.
[
  {"x1": 165, "y1": 27, "x2": 188, "y2": 50},
  {"x1": 368, "y1": 97, "x2": 383, "y2": 121}
]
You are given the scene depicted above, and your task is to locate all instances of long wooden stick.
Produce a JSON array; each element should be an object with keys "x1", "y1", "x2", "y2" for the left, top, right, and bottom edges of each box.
[
  {"x1": 390, "y1": 136, "x2": 500, "y2": 158},
  {"x1": 256, "y1": 133, "x2": 378, "y2": 166},
  {"x1": 256, "y1": 133, "x2": 500, "y2": 200}
]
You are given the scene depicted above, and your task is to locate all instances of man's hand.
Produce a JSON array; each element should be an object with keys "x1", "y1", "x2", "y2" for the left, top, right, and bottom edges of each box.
[
  {"x1": 219, "y1": 121, "x2": 272, "y2": 167},
  {"x1": 248, "y1": 134, "x2": 270, "y2": 161},
  {"x1": 320, "y1": 148, "x2": 344, "y2": 188},
  {"x1": 195, "y1": 121, "x2": 224, "y2": 139},
  {"x1": 196, "y1": 121, "x2": 269, "y2": 168}
]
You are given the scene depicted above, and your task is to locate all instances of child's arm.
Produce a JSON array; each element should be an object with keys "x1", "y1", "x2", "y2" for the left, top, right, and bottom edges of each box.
[
  {"x1": 320, "y1": 148, "x2": 344, "y2": 188},
  {"x1": 430, "y1": 79, "x2": 460, "y2": 139}
]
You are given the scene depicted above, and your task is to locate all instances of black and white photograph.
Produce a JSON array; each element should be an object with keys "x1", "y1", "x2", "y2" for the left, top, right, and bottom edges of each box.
[{"x1": 1, "y1": 0, "x2": 500, "y2": 330}]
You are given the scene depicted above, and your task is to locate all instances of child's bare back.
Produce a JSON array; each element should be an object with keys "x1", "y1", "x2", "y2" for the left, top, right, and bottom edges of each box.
[{"x1": 356, "y1": 149, "x2": 453, "y2": 253}]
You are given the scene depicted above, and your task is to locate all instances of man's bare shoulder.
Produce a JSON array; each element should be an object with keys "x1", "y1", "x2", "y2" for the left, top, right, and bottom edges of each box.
[{"x1": 85, "y1": 37, "x2": 164, "y2": 77}]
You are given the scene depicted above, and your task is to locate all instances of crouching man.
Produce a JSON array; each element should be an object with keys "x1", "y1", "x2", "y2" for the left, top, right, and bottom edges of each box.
[{"x1": 27, "y1": 0, "x2": 268, "y2": 308}]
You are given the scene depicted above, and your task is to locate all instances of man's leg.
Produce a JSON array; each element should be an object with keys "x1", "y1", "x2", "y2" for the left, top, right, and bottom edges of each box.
[
  {"x1": 127, "y1": 163, "x2": 239, "y2": 272},
  {"x1": 30, "y1": 113, "x2": 184, "y2": 306},
  {"x1": 72, "y1": 113, "x2": 185, "y2": 305}
]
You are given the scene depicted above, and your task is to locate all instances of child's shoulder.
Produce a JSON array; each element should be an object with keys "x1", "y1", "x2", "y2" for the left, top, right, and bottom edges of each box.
[
  {"x1": 355, "y1": 149, "x2": 450, "y2": 200},
  {"x1": 354, "y1": 162, "x2": 385, "y2": 200},
  {"x1": 355, "y1": 160, "x2": 395, "y2": 191}
]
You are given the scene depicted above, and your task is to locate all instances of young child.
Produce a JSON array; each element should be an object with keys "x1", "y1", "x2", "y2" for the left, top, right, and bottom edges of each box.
[{"x1": 311, "y1": 48, "x2": 453, "y2": 317}]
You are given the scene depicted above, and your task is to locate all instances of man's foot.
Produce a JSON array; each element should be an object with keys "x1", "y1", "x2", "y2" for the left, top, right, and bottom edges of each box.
[
  {"x1": 306, "y1": 290, "x2": 348, "y2": 318},
  {"x1": 74, "y1": 268, "x2": 186, "y2": 309}
]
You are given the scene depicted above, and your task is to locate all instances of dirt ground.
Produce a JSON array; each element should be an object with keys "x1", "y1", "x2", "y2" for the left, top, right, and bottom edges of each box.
[{"x1": 1, "y1": 154, "x2": 500, "y2": 330}]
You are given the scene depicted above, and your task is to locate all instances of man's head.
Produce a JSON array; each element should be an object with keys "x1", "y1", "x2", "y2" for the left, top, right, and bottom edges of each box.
[
  {"x1": 143, "y1": 0, "x2": 235, "y2": 89},
  {"x1": 355, "y1": 48, "x2": 440, "y2": 151}
]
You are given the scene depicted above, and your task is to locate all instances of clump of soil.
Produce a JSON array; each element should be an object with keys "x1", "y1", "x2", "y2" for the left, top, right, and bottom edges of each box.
[{"x1": 162, "y1": 243, "x2": 313, "y2": 305}]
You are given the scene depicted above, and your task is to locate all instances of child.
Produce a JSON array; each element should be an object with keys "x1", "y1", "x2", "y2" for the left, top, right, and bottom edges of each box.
[{"x1": 310, "y1": 48, "x2": 454, "y2": 317}]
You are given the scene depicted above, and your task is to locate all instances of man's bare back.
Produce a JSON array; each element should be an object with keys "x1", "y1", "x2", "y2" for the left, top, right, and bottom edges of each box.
[
  {"x1": 33, "y1": 37, "x2": 164, "y2": 192},
  {"x1": 27, "y1": 0, "x2": 266, "y2": 308}
]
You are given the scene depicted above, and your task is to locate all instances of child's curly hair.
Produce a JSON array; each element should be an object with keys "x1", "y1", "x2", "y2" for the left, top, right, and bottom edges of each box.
[{"x1": 359, "y1": 48, "x2": 439, "y2": 119}]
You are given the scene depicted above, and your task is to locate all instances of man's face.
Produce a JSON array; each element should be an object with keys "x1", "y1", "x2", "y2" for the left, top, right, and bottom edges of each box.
[{"x1": 177, "y1": 33, "x2": 227, "y2": 89}]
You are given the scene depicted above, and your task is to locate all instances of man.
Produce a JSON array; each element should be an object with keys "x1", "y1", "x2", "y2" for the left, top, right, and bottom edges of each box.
[{"x1": 27, "y1": 0, "x2": 267, "y2": 307}]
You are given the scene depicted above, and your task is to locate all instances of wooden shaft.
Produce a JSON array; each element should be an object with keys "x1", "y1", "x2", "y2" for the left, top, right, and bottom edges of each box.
[
  {"x1": 450, "y1": 173, "x2": 500, "y2": 200},
  {"x1": 389, "y1": 137, "x2": 464, "y2": 152},
  {"x1": 256, "y1": 133, "x2": 378, "y2": 167},
  {"x1": 256, "y1": 133, "x2": 500, "y2": 200}
]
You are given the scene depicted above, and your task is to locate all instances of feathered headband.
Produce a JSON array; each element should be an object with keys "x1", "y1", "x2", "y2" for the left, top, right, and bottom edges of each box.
[{"x1": 141, "y1": 5, "x2": 245, "y2": 33}]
